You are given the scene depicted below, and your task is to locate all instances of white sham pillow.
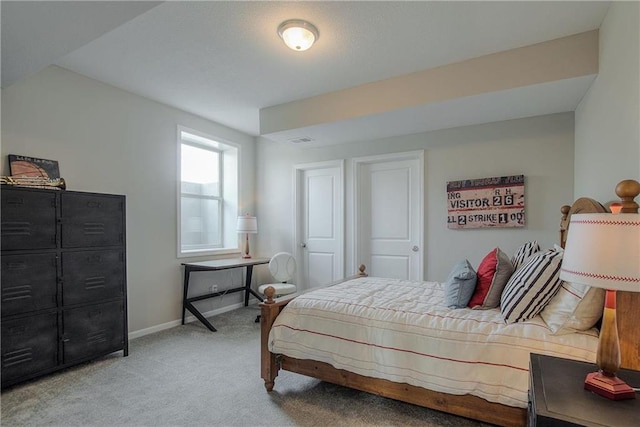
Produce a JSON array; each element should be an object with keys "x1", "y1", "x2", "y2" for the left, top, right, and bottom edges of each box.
[{"x1": 540, "y1": 281, "x2": 604, "y2": 335}]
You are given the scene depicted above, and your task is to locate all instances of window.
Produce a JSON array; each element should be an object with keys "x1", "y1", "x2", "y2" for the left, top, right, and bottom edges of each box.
[
  {"x1": 178, "y1": 127, "x2": 239, "y2": 257},
  {"x1": 180, "y1": 143, "x2": 222, "y2": 250}
]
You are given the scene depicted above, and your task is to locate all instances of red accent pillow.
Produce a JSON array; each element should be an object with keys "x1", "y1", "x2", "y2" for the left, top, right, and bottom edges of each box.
[
  {"x1": 468, "y1": 247, "x2": 514, "y2": 309},
  {"x1": 468, "y1": 249, "x2": 498, "y2": 308}
]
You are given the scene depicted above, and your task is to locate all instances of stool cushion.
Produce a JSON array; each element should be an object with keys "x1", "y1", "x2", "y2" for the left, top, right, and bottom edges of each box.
[{"x1": 259, "y1": 283, "x2": 297, "y2": 295}]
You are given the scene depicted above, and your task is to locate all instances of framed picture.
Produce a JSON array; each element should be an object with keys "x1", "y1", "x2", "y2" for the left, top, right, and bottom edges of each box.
[
  {"x1": 447, "y1": 175, "x2": 525, "y2": 229},
  {"x1": 8, "y1": 155, "x2": 60, "y2": 179}
]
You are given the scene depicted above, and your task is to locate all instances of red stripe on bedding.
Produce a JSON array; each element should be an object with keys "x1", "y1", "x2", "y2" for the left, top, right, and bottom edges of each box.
[
  {"x1": 275, "y1": 324, "x2": 529, "y2": 372},
  {"x1": 289, "y1": 307, "x2": 597, "y2": 354},
  {"x1": 559, "y1": 284, "x2": 582, "y2": 299}
]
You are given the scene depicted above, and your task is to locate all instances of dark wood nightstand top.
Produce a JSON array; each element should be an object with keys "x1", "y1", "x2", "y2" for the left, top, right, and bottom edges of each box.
[{"x1": 529, "y1": 353, "x2": 640, "y2": 427}]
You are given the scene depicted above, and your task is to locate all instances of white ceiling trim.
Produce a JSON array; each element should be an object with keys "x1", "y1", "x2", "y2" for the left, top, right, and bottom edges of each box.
[
  {"x1": 264, "y1": 75, "x2": 597, "y2": 147},
  {"x1": 260, "y1": 31, "x2": 598, "y2": 141}
]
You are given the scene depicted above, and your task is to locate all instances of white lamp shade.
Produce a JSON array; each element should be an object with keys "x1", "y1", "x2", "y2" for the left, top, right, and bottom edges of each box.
[
  {"x1": 560, "y1": 213, "x2": 640, "y2": 292},
  {"x1": 236, "y1": 216, "x2": 257, "y2": 234}
]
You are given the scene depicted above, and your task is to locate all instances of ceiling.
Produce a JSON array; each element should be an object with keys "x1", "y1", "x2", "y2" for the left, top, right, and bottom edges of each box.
[{"x1": 1, "y1": 1, "x2": 611, "y2": 146}]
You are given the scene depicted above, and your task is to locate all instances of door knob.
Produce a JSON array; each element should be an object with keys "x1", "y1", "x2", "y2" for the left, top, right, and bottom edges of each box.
[
  {"x1": 412, "y1": 246, "x2": 419, "y2": 252},
  {"x1": 300, "y1": 243, "x2": 307, "y2": 248}
]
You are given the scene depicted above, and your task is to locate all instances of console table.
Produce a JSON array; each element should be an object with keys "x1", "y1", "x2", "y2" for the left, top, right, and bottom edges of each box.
[{"x1": 181, "y1": 257, "x2": 269, "y2": 331}]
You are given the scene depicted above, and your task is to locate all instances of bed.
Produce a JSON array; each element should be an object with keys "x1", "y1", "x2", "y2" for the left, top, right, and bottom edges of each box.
[{"x1": 259, "y1": 180, "x2": 640, "y2": 427}]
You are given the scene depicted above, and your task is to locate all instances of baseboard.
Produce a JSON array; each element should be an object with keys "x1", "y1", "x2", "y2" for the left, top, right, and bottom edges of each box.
[{"x1": 128, "y1": 301, "x2": 255, "y2": 339}]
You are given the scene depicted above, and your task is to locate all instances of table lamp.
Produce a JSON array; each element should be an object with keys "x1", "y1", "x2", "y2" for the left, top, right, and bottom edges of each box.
[
  {"x1": 237, "y1": 215, "x2": 257, "y2": 258},
  {"x1": 559, "y1": 209, "x2": 640, "y2": 400}
]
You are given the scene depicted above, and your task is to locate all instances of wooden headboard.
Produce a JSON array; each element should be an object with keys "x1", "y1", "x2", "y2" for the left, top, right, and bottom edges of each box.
[{"x1": 560, "y1": 179, "x2": 640, "y2": 371}]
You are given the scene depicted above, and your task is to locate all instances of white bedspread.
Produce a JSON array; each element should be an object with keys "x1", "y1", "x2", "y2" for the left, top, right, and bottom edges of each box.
[{"x1": 268, "y1": 276, "x2": 599, "y2": 408}]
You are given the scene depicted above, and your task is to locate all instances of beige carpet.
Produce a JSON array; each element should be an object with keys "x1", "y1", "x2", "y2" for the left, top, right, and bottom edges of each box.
[{"x1": 0, "y1": 307, "x2": 491, "y2": 426}]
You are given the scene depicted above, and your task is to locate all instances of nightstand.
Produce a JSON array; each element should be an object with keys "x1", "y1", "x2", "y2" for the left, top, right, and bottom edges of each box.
[{"x1": 528, "y1": 353, "x2": 640, "y2": 426}]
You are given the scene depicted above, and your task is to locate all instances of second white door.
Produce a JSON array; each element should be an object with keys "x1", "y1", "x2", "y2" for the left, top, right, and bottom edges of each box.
[{"x1": 354, "y1": 152, "x2": 423, "y2": 280}]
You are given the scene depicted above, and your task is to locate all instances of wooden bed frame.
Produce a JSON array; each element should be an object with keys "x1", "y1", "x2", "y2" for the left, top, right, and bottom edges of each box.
[{"x1": 260, "y1": 180, "x2": 640, "y2": 427}]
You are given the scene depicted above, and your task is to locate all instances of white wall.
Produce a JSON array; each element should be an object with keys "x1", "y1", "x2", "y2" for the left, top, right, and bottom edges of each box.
[
  {"x1": 256, "y1": 113, "x2": 574, "y2": 282},
  {"x1": 1, "y1": 66, "x2": 258, "y2": 336},
  {"x1": 575, "y1": 1, "x2": 640, "y2": 202}
]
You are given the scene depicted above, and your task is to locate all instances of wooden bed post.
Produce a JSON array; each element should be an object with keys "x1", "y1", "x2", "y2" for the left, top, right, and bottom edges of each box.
[
  {"x1": 357, "y1": 264, "x2": 368, "y2": 277},
  {"x1": 616, "y1": 179, "x2": 640, "y2": 213},
  {"x1": 260, "y1": 286, "x2": 281, "y2": 391},
  {"x1": 260, "y1": 286, "x2": 280, "y2": 391},
  {"x1": 559, "y1": 205, "x2": 571, "y2": 249}
]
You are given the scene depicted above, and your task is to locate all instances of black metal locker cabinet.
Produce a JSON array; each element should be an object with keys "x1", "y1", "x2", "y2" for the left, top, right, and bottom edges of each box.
[{"x1": 0, "y1": 186, "x2": 128, "y2": 388}]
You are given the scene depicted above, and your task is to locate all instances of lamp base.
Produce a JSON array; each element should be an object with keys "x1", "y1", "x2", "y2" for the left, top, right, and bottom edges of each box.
[
  {"x1": 584, "y1": 372, "x2": 636, "y2": 400},
  {"x1": 242, "y1": 233, "x2": 252, "y2": 258}
]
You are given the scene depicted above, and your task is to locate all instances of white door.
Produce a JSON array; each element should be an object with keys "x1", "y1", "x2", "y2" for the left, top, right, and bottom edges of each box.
[
  {"x1": 354, "y1": 152, "x2": 423, "y2": 280},
  {"x1": 295, "y1": 161, "x2": 344, "y2": 290}
]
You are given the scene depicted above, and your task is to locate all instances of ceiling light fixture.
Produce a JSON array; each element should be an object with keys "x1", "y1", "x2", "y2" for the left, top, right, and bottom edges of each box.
[{"x1": 277, "y1": 19, "x2": 319, "y2": 51}]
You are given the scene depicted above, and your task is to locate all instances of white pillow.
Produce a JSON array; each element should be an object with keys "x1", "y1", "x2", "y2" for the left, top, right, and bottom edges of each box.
[{"x1": 540, "y1": 281, "x2": 604, "y2": 335}]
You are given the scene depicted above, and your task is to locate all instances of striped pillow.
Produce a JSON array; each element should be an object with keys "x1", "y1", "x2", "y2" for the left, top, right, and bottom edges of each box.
[
  {"x1": 501, "y1": 250, "x2": 563, "y2": 324},
  {"x1": 511, "y1": 241, "x2": 540, "y2": 271}
]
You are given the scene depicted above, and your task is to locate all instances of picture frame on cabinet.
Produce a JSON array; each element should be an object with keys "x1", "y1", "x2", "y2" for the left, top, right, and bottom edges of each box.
[{"x1": 8, "y1": 154, "x2": 60, "y2": 179}]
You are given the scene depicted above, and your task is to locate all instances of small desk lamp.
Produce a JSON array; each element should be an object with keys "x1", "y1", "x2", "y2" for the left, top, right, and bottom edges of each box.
[
  {"x1": 560, "y1": 209, "x2": 640, "y2": 400},
  {"x1": 237, "y1": 215, "x2": 257, "y2": 258}
]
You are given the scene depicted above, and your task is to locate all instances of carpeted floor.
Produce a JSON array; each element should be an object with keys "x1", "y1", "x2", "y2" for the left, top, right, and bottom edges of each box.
[{"x1": 1, "y1": 307, "x2": 492, "y2": 426}]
